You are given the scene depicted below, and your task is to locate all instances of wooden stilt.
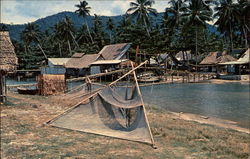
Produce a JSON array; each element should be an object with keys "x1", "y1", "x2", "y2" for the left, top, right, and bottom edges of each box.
[{"x1": 0, "y1": 72, "x2": 6, "y2": 103}]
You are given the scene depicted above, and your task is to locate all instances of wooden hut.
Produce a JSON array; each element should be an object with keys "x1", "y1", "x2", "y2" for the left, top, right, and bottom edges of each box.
[
  {"x1": 199, "y1": 51, "x2": 237, "y2": 73},
  {"x1": 0, "y1": 31, "x2": 18, "y2": 103}
]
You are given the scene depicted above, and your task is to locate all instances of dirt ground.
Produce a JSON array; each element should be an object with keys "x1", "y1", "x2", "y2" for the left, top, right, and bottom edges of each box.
[{"x1": 1, "y1": 92, "x2": 249, "y2": 159}]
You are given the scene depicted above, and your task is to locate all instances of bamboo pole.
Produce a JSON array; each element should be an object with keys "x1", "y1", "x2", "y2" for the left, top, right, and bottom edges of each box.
[
  {"x1": 131, "y1": 62, "x2": 156, "y2": 148},
  {"x1": 108, "y1": 60, "x2": 148, "y2": 86}
]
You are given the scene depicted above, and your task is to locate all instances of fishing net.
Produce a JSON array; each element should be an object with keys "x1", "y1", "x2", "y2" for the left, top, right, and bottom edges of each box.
[{"x1": 47, "y1": 84, "x2": 154, "y2": 145}]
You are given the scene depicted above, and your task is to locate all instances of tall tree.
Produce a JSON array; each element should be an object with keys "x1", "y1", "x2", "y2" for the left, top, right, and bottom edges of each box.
[
  {"x1": 126, "y1": 0, "x2": 157, "y2": 37},
  {"x1": 214, "y1": 0, "x2": 240, "y2": 51},
  {"x1": 182, "y1": 0, "x2": 213, "y2": 72},
  {"x1": 164, "y1": 0, "x2": 186, "y2": 33},
  {"x1": 53, "y1": 16, "x2": 77, "y2": 56},
  {"x1": 21, "y1": 23, "x2": 47, "y2": 59},
  {"x1": 106, "y1": 17, "x2": 114, "y2": 44},
  {"x1": 237, "y1": 0, "x2": 250, "y2": 48},
  {"x1": 75, "y1": 0, "x2": 94, "y2": 43}
]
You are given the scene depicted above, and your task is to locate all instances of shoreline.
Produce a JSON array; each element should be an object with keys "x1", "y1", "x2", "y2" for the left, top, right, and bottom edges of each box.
[{"x1": 166, "y1": 111, "x2": 249, "y2": 134}]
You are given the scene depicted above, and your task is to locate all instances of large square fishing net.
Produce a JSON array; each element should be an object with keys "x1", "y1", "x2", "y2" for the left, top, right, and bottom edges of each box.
[{"x1": 47, "y1": 85, "x2": 154, "y2": 145}]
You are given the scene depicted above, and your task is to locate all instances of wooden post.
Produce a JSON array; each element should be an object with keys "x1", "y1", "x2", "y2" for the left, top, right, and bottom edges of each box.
[
  {"x1": 182, "y1": 75, "x2": 184, "y2": 83},
  {"x1": 187, "y1": 73, "x2": 190, "y2": 83},
  {"x1": 172, "y1": 74, "x2": 174, "y2": 83},
  {"x1": 0, "y1": 72, "x2": 6, "y2": 103},
  {"x1": 131, "y1": 62, "x2": 155, "y2": 148},
  {"x1": 193, "y1": 74, "x2": 195, "y2": 82}
]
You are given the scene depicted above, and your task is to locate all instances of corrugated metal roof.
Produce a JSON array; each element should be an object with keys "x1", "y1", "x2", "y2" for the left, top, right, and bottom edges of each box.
[
  {"x1": 98, "y1": 43, "x2": 131, "y2": 60},
  {"x1": 219, "y1": 49, "x2": 249, "y2": 65},
  {"x1": 48, "y1": 58, "x2": 70, "y2": 66},
  {"x1": 91, "y1": 59, "x2": 127, "y2": 65},
  {"x1": 66, "y1": 54, "x2": 102, "y2": 68}
]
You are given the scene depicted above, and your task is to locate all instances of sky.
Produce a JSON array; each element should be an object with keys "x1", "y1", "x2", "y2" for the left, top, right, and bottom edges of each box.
[{"x1": 1, "y1": 0, "x2": 168, "y2": 24}]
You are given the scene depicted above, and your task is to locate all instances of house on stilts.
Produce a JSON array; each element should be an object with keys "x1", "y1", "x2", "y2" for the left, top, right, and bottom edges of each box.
[{"x1": 0, "y1": 31, "x2": 18, "y2": 103}]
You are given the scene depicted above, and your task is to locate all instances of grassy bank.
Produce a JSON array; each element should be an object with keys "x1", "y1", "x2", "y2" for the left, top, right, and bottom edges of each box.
[{"x1": 1, "y1": 93, "x2": 249, "y2": 159}]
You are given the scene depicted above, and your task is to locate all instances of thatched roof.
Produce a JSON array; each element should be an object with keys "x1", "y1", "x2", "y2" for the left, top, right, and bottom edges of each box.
[
  {"x1": 98, "y1": 43, "x2": 131, "y2": 60},
  {"x1": 0, "y1": 31, "x2": 18, "y2": 72},
  {"x1": 219, "y1": 49, "x2": 249, "y2": 65},
  {"x1": 66, "y1": 54, "x2": 103, "y2": 69},
  {"x1": 200, "y1": 51, "x2": 237, "y2": 65}
]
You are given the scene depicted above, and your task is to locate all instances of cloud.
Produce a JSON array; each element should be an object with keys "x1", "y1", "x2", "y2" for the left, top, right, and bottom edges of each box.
[{"x1": 1, "y1": 0, "x2": 168, "y2": 24}]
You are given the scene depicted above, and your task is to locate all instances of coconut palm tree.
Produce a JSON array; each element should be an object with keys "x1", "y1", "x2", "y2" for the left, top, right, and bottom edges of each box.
[
  {"x1": 53, "y1": 16, "x2": 77, "y2": 56},
  {"x1": 126, "y1": 0, "x2": 157, "y2": 37},
  {"x1": 182, "y1": 0, "x2": 213, "y2": 72},
  {"x1": 21, "y1": 23, "x2": 47, "y2": 59},
  {"x1": 106, "y1": 17, "x2": 114, "y2": 43},
  {"x1": 164, "y1": 0, "x2": 186, "y2": 33},
  {"x1": 75, "y1": 0, "x2": 94, "y2": 43},
  {"x1": 214, "y1": 0, "x2": 240, "y2": 52},
  {"x1": 237, "y1": 0, "x2": 250, "y2": 48}
]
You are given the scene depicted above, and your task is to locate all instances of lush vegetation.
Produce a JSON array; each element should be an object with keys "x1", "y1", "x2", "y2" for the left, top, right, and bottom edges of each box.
[{"x1": 1, "y1": 0, "x2": 249, "y2": 69}]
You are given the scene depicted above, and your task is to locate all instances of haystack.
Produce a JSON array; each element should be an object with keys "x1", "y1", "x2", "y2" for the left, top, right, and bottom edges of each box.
[
  {"x1": 38, "y1": 74, "x2": 66, "y2": 96},
  {"x1": 0, "y1": 31, "x2": 18, "y2": 102}
]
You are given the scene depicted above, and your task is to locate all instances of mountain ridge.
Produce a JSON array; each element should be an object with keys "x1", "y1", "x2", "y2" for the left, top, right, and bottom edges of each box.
[{"x1": 0, "y1": 11, "x2": 218, "y2": 41}]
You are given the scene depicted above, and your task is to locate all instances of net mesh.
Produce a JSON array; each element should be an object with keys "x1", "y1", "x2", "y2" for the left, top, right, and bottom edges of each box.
[{"x1": 48, "y1": 85, "x2": 153, "y2": 145}]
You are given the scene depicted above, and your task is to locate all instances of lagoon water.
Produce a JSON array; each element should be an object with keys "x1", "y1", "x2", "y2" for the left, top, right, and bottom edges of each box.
[
  {"x1": 141, "y1": 83, "x2": 250, "y2": 128},
  {"x1": 7, "y1": 78, "x2": 249, "y2": 128}
]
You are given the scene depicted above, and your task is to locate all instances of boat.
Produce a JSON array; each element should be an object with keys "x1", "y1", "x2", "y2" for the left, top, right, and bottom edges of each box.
[
  {"x1": 17, "y1": 86, "x2": 38, "y2": 95},
  {"x1": 137, "y1": 72, "x2": 161, "y2": 83}
]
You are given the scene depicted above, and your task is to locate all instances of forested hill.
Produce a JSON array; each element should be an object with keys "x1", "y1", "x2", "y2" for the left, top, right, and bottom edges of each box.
[
  {"x1": 1, "y1": 11, "x2": 163, "y2": 41},
  {"x1": 1, "y1": 11, "x2": 217, "y2": 41}
]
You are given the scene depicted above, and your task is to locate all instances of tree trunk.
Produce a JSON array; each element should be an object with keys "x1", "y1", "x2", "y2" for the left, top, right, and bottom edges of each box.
[
  {"x1": 109, "y1": 31, "x2": 112, "y2": 44},
  {"x1": 59, "y1": 43, "x2": 62, "y2": 57},
  {"x1": 68, "y1": 40, "x2": 72, "y2": 56},
  {"x1": 70, "y1": 31, "x2": 79, "y2": 48},
  {"x1": 229, "y1": 21, "x2": 233, "y2": 53},
  {"x1": 143, "y1": 17, "x2": 150, "y2": 37},
  {"x1": 195, "y1": 26, "x2": 198, "y2": 73},
  {"x1": 85, "y1": 18, "x2": 94, "y2": 43},
  {"x1": 37, "y1": 43, "x2": 47, "y2": 59},
  {"x1": 243, "y1": 26, "x2": 248, "y2": 49}
]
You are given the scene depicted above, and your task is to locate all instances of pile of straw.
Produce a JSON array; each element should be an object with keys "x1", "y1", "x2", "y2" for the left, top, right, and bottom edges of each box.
[{"x1": 38, "y1": 74, "x2": 66, "y2": 96}]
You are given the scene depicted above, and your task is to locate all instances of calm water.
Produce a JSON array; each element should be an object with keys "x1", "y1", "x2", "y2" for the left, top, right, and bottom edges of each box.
[
  {"x1": 6, "y1": 77, "x2": 36, "y2": 85},
  {"x1": 141, "y1": 83, "x2": 250, "y2": 128},
  {"x1": 6, "y1": 78, "x2": 250, "y2": 128}
]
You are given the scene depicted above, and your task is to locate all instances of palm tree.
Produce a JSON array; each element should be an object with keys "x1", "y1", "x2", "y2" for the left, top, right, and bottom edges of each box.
[
  {"x1": 75, "y1": 0, "x2": 94, "y2": 43},
  {"x1": 21, "y1": 23, "x2": 47, "y2": 59},
  {"x1": 182, "y1": 0, "x2": 213, "y2": 72},
  {"x1": 214, "y1": 0, "x2": 240, "y2": 52},
  {"x1": 126, "y1": 0, "x2": 157, "y2": 37},
  {"x1": 54, "y1": 16, "x2": 77, "y2": 56},
  {"x1": 106, "y1": 17, "x2": 114, "y2": 43},
  {"x1": 237, "y1": 0, "x2": 250, "y2": 48},
  {"x1": 164, "y1": 0, "x2": 186, "y2": 33}
]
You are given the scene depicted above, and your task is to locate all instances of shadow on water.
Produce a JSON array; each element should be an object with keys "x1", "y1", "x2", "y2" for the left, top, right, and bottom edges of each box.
[{"x1": 141, "y1": 83, "x2": 250, "y2": 128}]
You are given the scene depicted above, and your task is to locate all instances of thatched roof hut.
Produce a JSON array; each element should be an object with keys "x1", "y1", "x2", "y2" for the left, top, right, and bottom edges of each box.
[
  {"x1": 0, "y1": 31, "x2": 18, "y2": 74},
  {"x1": 200, "y1": 51, "x2": 236, "y2": 65},
  {"x1": 0, "y1": 31, "x2": 18, "y2": 102}
]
